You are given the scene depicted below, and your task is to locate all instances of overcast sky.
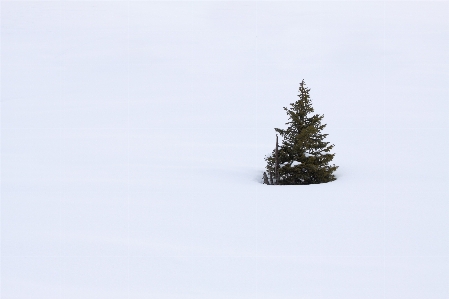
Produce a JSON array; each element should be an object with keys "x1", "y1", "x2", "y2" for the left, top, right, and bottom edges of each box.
[{"x1": 2, "y1": 1, "x2": 447, "y2": 130}]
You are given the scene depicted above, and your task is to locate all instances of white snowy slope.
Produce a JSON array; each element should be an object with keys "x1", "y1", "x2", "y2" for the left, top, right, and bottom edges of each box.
[{"x1": 1, "y1": 2, "x2": 448, "y2": 299}]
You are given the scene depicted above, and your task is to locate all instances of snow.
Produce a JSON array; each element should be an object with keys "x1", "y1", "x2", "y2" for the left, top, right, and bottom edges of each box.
[
  {"x1": 291, "y1": 161, "x2": 301, "y2": 167},
  {"x1": 1, "y1": 2, "x2": 448, "y2": 299}
]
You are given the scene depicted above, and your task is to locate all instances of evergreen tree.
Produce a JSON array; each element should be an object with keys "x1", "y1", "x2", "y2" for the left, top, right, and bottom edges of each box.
[{"x1": 264, "y1": 80, "x2": 338, "y2": 185}]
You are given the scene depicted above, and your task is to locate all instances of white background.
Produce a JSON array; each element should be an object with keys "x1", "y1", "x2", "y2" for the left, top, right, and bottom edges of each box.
[{"x1": 1, "y1": 1, "x2": 448, "y2": 298}]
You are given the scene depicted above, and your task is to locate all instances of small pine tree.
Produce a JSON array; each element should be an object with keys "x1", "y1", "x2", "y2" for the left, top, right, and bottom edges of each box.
[{"x1": 264, "y1": 80, "x2": 338, "y2": 185}]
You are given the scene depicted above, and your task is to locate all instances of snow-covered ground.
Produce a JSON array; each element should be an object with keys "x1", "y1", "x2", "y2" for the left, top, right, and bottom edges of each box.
[{"x1": 1, "y1": 2, "x2": 448, "y2": 298}]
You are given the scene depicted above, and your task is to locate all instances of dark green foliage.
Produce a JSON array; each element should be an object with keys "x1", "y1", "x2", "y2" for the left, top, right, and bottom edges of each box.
[{"x1": 264, "y1": 80, "x2": 338, "y2": 185}]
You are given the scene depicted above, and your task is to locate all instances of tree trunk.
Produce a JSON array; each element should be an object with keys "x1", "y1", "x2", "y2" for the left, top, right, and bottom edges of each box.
[{"x1": 275, "y1": 134, "x2": 280, "y2": 184}]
